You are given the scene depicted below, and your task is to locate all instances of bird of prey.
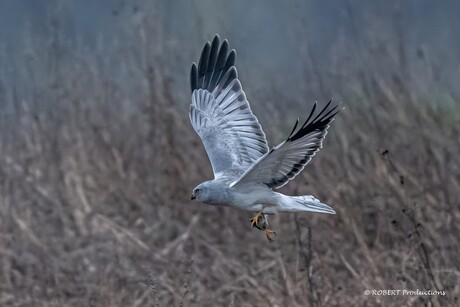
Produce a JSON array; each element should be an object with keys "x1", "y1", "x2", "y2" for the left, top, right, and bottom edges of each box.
[{"x1": 189, "y1": 35, "x2": 341, "y2": 242}]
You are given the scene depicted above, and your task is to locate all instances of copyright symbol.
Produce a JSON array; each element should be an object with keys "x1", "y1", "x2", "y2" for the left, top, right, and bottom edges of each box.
[{"x1": 364, "y1": 290, "x2": 370, "y2": 295}]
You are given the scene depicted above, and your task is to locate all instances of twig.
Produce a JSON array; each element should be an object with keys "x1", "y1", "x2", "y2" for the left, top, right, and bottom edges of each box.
[
  {"x1": 156, "y1": 214, "x2": 199, "y2": 259},
  {"x1": 146, "y1": 265, "x2": 159, "y2": 307},
  {"x1": 96, "y1": 214, "x2": 149, "y2": 251},
  {"x1": 295, "y1": 216, "x2": 319, "y2": 307},
  {"x1": 179, "y1": 258, "x2": 194, "y2": 307}
]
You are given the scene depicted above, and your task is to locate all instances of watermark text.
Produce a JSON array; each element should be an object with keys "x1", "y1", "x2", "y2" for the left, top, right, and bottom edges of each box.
[{"x1": 363, "y1": 289, "x2": 446, "y2": 296}]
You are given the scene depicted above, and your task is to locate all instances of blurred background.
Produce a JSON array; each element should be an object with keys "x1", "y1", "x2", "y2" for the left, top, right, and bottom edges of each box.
[{"x1": 0, "y1": 0, "x2": 459, "y2": 306}]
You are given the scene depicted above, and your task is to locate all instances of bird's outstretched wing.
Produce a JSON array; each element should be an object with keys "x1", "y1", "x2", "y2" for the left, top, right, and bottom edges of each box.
[
  {"x1": 189, "y1": 35, "x2": 269, "y2": 178},
  {"x1": 230, "y1": 100, "x2": 341, "y2": 189}
]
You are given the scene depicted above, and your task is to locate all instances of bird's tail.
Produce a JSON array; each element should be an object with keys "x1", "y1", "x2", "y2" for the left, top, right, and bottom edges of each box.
[{"x1": 278, "y1": 194, "x2": 336, "y2": 214}]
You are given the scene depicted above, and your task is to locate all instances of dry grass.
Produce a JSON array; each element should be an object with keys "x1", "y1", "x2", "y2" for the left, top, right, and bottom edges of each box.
[{"x1": 1, "y1": 3, "x2": 460, "y2": 307}]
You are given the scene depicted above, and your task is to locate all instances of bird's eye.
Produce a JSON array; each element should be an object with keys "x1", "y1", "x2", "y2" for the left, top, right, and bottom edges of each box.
[{"x1": 195, "y1": 188, "x2": 201, "y2": 193}]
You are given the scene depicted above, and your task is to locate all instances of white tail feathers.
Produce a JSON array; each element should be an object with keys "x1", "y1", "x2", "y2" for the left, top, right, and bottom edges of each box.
[{"x1": 279, "y1": 194, "x2": 336, "y2": 214}]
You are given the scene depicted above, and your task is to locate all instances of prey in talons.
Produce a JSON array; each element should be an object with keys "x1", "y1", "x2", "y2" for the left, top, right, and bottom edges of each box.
[{"x1": 250, "y1": 212, "x2": 277, "y2": 243}]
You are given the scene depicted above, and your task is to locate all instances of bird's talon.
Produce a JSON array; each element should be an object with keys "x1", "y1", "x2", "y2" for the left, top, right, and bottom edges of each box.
[
  {"x1": 249, "y1": 211, "x2": 262, "y2": 228},
  {"x1": 265, "y1": 229, "x2": 276, "y2": 243}
]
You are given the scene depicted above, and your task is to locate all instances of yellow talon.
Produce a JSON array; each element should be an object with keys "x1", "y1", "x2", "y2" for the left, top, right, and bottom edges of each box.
[
  {"x1": 265, "y1": 229, "x2": 277, "y2": 243},
  {"x1": 250, "y1": 212, "x2": 277, "y2": 242},
  {"x1": 249, "y1": 211, "x2": 262, "y2": 228}
]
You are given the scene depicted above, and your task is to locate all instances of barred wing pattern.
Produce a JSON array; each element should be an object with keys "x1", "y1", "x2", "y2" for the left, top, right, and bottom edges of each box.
[
  {"x1": 189, "y1": 35, "x2": 269, "y2": 177},
  {"x1": 231, "y1": 101, "x2": 341, "y2": 189}
]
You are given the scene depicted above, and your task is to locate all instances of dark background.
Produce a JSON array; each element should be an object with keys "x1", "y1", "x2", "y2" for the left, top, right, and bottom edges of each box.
[{"x1": 0, "y1": 1, "x2": 459, "y2": 306}]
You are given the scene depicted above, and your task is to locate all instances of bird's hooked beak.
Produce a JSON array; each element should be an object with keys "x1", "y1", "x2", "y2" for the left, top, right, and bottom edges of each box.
[{"x1": 191, "y1": 192, "x2": 196, "y2": 200}]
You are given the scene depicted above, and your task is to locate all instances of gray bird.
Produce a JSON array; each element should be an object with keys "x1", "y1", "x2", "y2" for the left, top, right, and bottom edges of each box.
[{"x1": 189, "y1": 35, "x2": 340, "y2": 242}]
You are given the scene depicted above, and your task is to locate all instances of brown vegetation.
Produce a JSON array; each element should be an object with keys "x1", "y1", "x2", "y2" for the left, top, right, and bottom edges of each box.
[{"x1": 1, "y1": 2, "x2": 459, "y2": 306}]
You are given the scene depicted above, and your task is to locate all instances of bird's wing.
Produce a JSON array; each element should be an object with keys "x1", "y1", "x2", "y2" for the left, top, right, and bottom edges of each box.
[
  {"x1": 189, "y1": 35, "x2": 269, "y2": 178},
  {"x1": 230, "y1": 100, "x2": 341, "y2": 189}
]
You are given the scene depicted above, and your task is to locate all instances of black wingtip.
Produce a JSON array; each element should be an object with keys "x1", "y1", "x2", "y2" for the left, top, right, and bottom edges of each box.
[
  {"x1": 208, "y1": 36, "x2": 220, "y2": 69},
  {"x1": 198, "y1": 42, "x2": 211, "y2": 78},
  {"x1": 289, "y1": 100, "x2": 341, "y2": 142},
  {"x1": 226, "y1": 49, "x2": 236, "y2": 67},
  {"x1": 301, "y1": 101, "x2": 317, "y2": 129},
  {"x1": 311, "y1": 99, "x2": 332, "y2": 123},
  {"x1": 190, "y1": 63, "x2": 198, "y2": 92},
  {"x1": 212, "y1": 34, "x2": 220, "y2": 45},
  {"x1": 220, "y1": 66, "x2": 238, "y2": 90},
  {"x1": 287, "y1": 118, "x2": 300, "y2": 140},
  {"x1": 192, "y1": 36, "x2": 238, "y2": 93}
]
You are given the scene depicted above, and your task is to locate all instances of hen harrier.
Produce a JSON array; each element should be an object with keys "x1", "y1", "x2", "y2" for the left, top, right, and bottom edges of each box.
[{"x1": 189, "y1": 35, "x2": 341, "y2": 242}]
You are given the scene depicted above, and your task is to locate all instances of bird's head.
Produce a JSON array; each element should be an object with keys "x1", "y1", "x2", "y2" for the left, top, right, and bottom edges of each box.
[{"x1": 191, "y1": 182, "x2": 211, "y2": 202}]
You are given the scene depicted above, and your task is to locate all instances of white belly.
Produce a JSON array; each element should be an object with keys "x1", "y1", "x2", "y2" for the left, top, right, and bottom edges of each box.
[
  {"x1": 226, "y1": 202, "x2": 264, "y2": 212},
  {"x1": 225, "y1": 185, "x2": 281, "y2": 213},
  {"x1": 224, "y1": 202, "x2": 278, "y2": 214}
]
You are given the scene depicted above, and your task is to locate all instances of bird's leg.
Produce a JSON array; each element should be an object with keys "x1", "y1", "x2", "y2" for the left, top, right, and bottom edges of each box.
[
  {"x1": 249, "y1": 211, "x2": 276, "y2": 242},
  {"x1": 263, "y1": 215, "x2": 277, "y2": 243},
  {"x1": 249, "y1": 211, "x2": 263, "y2": 228},
  {"x1": 265, "y1": 229, "x2": 277, "y2": 243}
]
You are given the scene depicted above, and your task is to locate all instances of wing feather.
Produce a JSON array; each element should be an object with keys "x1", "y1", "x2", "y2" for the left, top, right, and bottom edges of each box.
[
  {"x1": 231, "y1": 101, "x2": 342, "y2": 188},
  {"x1": 189, "y1": 35, "x2": 269, "y2": 177}
]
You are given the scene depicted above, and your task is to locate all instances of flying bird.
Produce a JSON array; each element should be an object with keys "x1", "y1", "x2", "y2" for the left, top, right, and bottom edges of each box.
[{"x1": 189, "y1": 35, "x2": 341, "y2": 242}]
